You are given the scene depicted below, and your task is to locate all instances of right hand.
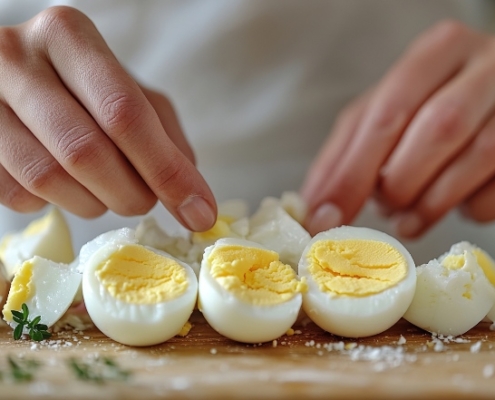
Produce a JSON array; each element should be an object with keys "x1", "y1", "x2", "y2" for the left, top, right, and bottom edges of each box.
[{"x1": 0, "y1": 6, "x2": 217, "y2": 232}]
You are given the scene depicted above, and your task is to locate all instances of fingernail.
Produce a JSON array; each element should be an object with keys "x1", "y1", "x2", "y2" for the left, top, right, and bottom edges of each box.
[
  {"x1": 307, "y1": 202, "x2": 343, "y2": 235},
  {"x1": 393, "y1": 212, "x2": 423, "y2": 238},
  {"x1": 178, "y1": 196, "x2": 216, "y2": 232}
]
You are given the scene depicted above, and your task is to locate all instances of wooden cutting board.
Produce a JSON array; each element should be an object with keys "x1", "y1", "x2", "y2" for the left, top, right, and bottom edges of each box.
[{"x1": 0, "y1": 312, "x2": 493, "y2": 399}]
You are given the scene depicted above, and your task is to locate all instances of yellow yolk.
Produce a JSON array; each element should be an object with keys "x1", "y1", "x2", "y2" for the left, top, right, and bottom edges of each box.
[
  {"x1": 442, "y1": 249, "x2": 495, "y2": 299},
  {"x1": 0, "y1": 234, "x2": 13, "y2": 259},
  {"x1": 95, "y1": 245, "x2": 188, "y2": 305},
  {"x1": 192, "y1": 215, "x2": 235, "y2": 243},
  {"x1": 3, "y1": 260, "x2": 35, "y2": 321},
  {"x1": 307, "y1": 239, "x2": 407, "y2": 296},
  {"x1": 473, "y1": 249, "x2": 495, "y2": 286},
  {"x1": 441, "y1": 254, "x2": 465, "y2": 270},
  {"x1": 208, "y1": 245, "x2": 307, "y2": 306},
  {"x1": 23, "y1": 212, "x2": 52, "y2": 237}
]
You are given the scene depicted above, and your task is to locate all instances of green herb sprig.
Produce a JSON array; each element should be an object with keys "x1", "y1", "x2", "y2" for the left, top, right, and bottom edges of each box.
[
  {"x1": 68, "y1": 357, "x2": 132, "y2": 384},
  {"x1": 11, "y1": 303, "x2": 51, "y2": 342},
  {"x1": 7, "y1": 356, "x2": 41, "y2": 383}
]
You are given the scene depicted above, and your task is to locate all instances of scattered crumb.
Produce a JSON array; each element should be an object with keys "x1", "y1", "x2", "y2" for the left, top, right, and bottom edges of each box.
[
  {"x1": 294, "y1": 330, "x2": 302, "y2": 335},
  {"x1": 286, "y1": 328, "x2": 295, "y2": 336},
  {"x1": 483, "y1": 364, "x2": 494, "y2": 378},
  {"x1": 210, "y1": 348, "x2": 217, "y2": 355},
  {"x1": 397, "y1": 335, "x2": 406, "y2": 345},
  {"x1": 470, "y1": 341, "x2": 482, "y2": 353},
  {"x1": 272, "y1": 340, "x2": 278, "y2": 348}
]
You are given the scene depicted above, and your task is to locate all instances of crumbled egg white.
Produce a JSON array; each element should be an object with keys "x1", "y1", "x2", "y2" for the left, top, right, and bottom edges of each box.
[
  {"x1": 403, "y1": 242, "x2": 495, "y2": 336},
  {"x1": 81, "y1": 228, "x2": 197, "y2": 346},
  {"x1": 248, "y1": 195, "x2": 310, "y2": 271},
  {"x1": 0, "y1": 208, "x2": 74, "y2": 279},
  {"x1": 298, "y1": 226, "x2": 416, "y2": 338},
  {"x1": 199, "y1": 238, "x2": 307, "y2": 343}
]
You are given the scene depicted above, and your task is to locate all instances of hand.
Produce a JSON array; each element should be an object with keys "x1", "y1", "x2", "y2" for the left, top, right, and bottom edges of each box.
[
  {"x1": 301, "y1": 20, "x2": 495, "y2": 238},
  {"x1": 0, "y1": 6, "x2": 216, "y2": 231}
]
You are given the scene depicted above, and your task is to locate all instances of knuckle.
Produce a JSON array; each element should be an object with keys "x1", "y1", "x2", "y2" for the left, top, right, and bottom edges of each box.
[
  {"x1": 475, "y1": 136, "x2": 495, "y2": 164},
  {"x1": 32, "y1": 6, "x2": 89, "y2": 41},
  {"x1": 99, "y1": 90, "x2": 146, "y2": 139},
  {"x1": 57, "y1": 125, "x2": 104, "y2": 170},
  {"x1": 1, "y1": 184, "x2": 42, "y2": 212},
  {"x1": 151, "y1": 157, "x2": 186, "y2": 194},
  {"x1": 429, "y1": 19, "x2": 469, "y2": 45},
  {"x1": 424, "y1": 103, "x2": 465, "y2": 143},
  {"x1": 20, "y1": 157, "x2": 62, "y2": 193},
  {"x1": 368, "y1": 102, "x2": 406, "y2": 140}
]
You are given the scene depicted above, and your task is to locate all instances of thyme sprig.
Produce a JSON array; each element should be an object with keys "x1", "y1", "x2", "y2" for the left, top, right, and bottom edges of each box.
[
  {"x1": 68, "y1": 356, "x2": 132, "y2": 384},
  {"x1": 11, "y1": 303, "x2": 51, "y2": 342}
]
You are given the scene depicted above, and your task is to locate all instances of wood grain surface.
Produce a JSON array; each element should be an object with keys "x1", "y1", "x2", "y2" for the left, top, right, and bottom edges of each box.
[{"x1": 0, "y1": 312, "x2": 493, "y2": 399}]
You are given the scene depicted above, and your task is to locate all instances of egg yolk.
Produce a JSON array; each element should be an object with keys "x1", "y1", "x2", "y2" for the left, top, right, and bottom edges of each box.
[
  {"x1": 442, "y1": 249, "x2": 495, "y2": 299},
  {"x1": 96, "y1": 245, "x2": 188, "y2": 305},
  {"x1": 3, "y1": 260, "x2": 35, "y2": 322},
  {"x1": 208, "y1": 245, "x2": 307, "y2": 305},
  {"x1": 192, "y1": 215, "x2": 234, "y2": 243},
  {"x1": 307, "y1": 239, "x2": 407, "y2": 296}
]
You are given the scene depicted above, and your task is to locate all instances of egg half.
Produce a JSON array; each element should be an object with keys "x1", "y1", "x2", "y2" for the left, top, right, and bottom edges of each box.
[
  {"x1": 81, "y1": 228, "x2": 197, "y2": 346},
  {"x1": 198, "y1": 238, "x2": 307, "y2": 343},
  {"x1": 0, "y1": 208, "x2": 74, "y2": 279},
  {"x1": 2, "y1": 256, "x2": 81, "y2": 330},
  {"x1": 298, "y1": 226, "x2": 416, "y2": 338},
  {"x1": 403, "y1": 242, "x2": 495, "y2": 336}
]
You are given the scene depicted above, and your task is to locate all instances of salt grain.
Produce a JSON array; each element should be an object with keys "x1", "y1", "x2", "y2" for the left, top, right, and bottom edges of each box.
[
  {"x1": 470, "y1": 341, "x2": 482, "y2": 353},
  {"x1": 483, "y1": 364, "x2": 494, "y2": 378},
  {"x1": 210, "y1": 348, "x2": 217, "y2": 355}
]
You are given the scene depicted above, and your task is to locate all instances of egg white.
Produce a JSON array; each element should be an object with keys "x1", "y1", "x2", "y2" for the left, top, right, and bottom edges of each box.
[
  {"x1": 403, "y1": 242, "x2": 495, "y2": 336},
  {"x1": 81, "y1": 228, "x2": 198, "y2": 346},
  {"x1": 199, "y1": 238, "x2": 303, "y2": 343},
  {"x1": 298, "y1": 226, "x2": 416, "y2": 338},
  {"x1": 0, "y1": 208, "x2": 74, "y2": 279},
  {"x1": 3, "y1": 256, "x2": 81, "y2": 330}
]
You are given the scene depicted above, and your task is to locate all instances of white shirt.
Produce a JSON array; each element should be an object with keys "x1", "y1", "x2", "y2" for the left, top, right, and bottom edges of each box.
[{"x1": 0, "y1": 0, "x2": 493, "y2": 263}]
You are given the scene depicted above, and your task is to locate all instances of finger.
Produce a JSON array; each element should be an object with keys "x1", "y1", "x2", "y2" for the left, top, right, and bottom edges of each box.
[
  {"x1": 140, "y1": 87, "x2": 196, "y2": 165},
  {"x1": 29, "y1": 7, "x2": 216, "y2": 230},
  {"x1": 301, "y1": 89, "x2": 373, "y2": 235},
  {"x1": 462, "y1": 177, "x2": 495, "y2": 223},
  {"x1": 380, "y1": 40, "x2": 495, "y2": 211},
  {"x1": 1, "y1": 60, "x2": 158, "y2": 217},
  {"x1": 0, "y1": 163, "x2": 46, "y2": 213},
  {"x1": 301, "y1": 87, "x2": 373, "y2": 202},
  {"x1": 310, "y1": 21, "x2": 478, "y2": 226},
  {"x1": 0, "y1": 102, "x2": 106, "y2": 217},
  {"x1": 392, "y1": 113, "x2": 495, "y2": 237}
]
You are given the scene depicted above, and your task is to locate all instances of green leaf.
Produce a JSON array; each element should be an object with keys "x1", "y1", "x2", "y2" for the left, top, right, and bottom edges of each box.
[
  {"x1": 13, "y1": 324, "x2": 24, "y2": 340},
  {"x1": 30, "y1": 331, "x2": 43, "y2": 342},
  {"x1": 21, "y1": 304, "x2": 29, "y2": 319},
  {"x1": 12, "y1": 316, "x2": 23, "y2": 325},
  {"x1": 11, "y1": 310, "x2": 23, "y2": 320},
  {"x1": 34, "y1": 324, "x2": 48, "y2": 331},
  {"x1": 41, "y1": 331, "x2": 51, "y2": 339},
  {"x1": 30, "y1": 316, "x2": 41, "y2": 327}
]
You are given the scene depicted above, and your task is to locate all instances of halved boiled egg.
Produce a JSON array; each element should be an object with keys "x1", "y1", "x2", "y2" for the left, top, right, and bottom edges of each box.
[
  {"x1": 2, "y1": 256, "x2": 81, "y2": 330},
  {"x1": 403, "y1": 242, "x2": 495, "y2": 336},
  {"x1": 0, "y1": 208, "x2": 74, "y2": 279},
  {"x1": 298, "y1": 226, "x2": 416, "y2": 338},
  {"x1": 198, "y1": 238, "x2": 307, "y2": 343},
  {"x1": 81, "y1": 228, "x2": 197, "y2": 346}
]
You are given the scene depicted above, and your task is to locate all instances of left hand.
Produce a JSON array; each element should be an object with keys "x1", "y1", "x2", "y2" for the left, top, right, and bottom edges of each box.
[{"x1": 301, "y1": 20, "x2": 495, "y2": 238}]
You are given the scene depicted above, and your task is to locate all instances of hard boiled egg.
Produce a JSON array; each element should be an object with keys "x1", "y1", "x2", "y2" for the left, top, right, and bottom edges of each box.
[
  {"x1": 198, "y1": 238, "x2": 307, "y2": 343},
  {"x1": 2, "y1": 256, "x2": 81, "y2": 330},
  {"x1": 81, "y1": 228, "x2": 197, "y2": 346},
  {"x1": 403, "y1": 242, "x2": 495, "y2": 336},
  {"x1": 298, "y1": 226, "x2": 416, "y2": 338},
  {"x1": 0, "y1": 208, "x2": 74, "y2": 279}
]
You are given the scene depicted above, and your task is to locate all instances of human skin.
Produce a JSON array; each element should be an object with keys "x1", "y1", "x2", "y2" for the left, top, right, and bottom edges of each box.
[
  {"x1": 0, "y1": 6, "x2": 217, "y2": 232},
  {"x1": 302, "y1": 20, "x2": 495, "y2": 238}
]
